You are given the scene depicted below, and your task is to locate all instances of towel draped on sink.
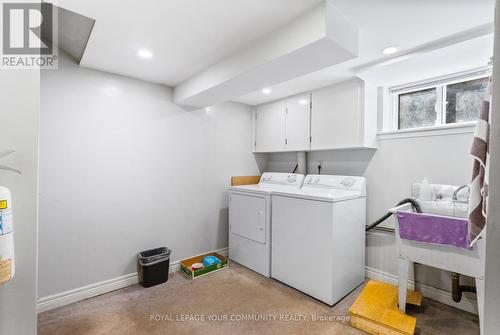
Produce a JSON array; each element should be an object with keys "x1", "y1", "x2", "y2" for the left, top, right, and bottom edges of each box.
[{"x1": 469, "y1": 78, "x2": 492, "y2": 246}]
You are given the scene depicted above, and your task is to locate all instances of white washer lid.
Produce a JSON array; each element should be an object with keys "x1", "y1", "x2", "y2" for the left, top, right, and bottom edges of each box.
[
  {"x1": 272, "y1": 174, "x2": 366, "y2": 202},
  {"x1": 272, "y1": 187, "x2": 364, "y2": 202}
]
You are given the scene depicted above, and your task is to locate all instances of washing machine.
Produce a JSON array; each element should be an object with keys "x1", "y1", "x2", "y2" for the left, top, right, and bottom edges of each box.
[
  {"x1": 271, "y1": 174, "x2": 366, "y2": 305},
  {"x1": 229, "y1": 172, "x2": 305, "y2": 277}
]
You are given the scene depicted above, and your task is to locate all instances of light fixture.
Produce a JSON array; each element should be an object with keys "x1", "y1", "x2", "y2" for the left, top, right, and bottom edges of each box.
[
  {"x1": 262, "y1": 87, "x2": 272, "y2": 95},
  {"x1": 298, "y1": 99, "x2": 309, "y2": 106},
  {"x1": 382, "y1": 46, "x2": 399, "y2": 55},
  {"x1": 137, "y1": 49, "x2": 153, "y2": 59},
  {"x1": 100, "y1": 85, "x2": 120, "y2": 97}
]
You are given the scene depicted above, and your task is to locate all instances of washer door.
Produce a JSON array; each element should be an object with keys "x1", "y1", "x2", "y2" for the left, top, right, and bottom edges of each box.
[{"x1": 229, "y1": 193, "x2": 266, "y2": 244}]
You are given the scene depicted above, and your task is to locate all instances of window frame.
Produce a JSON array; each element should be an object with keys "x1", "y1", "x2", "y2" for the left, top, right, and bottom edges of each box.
[{"x1": 389, "y1": 68, "x2": 491, "y2": 131}]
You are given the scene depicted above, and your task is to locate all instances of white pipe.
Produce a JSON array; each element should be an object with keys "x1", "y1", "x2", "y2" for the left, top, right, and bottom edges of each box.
[{"x1": 297, "y1": 151, "x2": 307, "y2": 175}]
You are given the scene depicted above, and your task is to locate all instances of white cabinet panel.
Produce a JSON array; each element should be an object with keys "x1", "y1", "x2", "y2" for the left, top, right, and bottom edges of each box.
[
  {"x1": 311, "y1": 80, "x2": 363, "y2": 150},
  {"x1": 285, "y1": 94, "x2": 311, "y2": 151},
  {"x1": 230, "y1": 193, "x2": 266, "y2": 244},
  {"x1": 253, "y1": 79, "x2": 374, "y2": 153},
  {"x1": 255, "y1": 100, "x2": 286, "y2": 152}
]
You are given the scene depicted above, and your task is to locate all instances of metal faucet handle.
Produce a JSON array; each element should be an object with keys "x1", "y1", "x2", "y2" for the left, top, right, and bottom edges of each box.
[{"x1": 452, "y1": 184, "x2": 470, "y2": 201}]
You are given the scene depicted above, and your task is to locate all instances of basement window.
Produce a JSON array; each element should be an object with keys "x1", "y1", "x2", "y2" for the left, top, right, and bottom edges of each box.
[
  {"x1": 398, "y1": 88, "x2": 437, "y2": 129},
  {"x1": 392, "y1": 70, "x2": 490, "y2": 131}
]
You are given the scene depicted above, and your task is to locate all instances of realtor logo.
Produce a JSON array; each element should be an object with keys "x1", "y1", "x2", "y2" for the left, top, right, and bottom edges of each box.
[{"x1": 1, "y1": 1, "x2": 58, "y2": 69}]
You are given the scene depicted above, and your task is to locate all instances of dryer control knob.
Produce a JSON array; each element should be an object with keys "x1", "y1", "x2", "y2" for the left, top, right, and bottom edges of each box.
[
  {"x1": 313, "y1": 177, "x2": 320, "y2": 183},
  {"x1": 341, "y1": 178, "x2": 355, "y2": 187}
]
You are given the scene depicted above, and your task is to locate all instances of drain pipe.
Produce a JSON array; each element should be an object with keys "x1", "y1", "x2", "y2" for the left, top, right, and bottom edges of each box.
[
  {"x1": 297, "y1": 152, "x2": 307, "y2": 175},
  {"x1": 451, "y1": 272, "x2": 477, "y2": 302}
]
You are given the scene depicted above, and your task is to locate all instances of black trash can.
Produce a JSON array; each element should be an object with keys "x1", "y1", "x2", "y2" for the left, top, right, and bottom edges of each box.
[{"x1": 138, "y1": 247, "x2": 171, "y2": 288}]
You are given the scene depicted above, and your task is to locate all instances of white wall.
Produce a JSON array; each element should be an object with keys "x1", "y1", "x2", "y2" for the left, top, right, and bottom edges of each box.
[
  {"x1": 266, "y1": 37, "x2": 491, "y2": 296},
  {"x1": 268, "y1": 131, "x2": 475, "y2": 293},
  {"x1": 260, "y1": 34, "x2": 494, "y2": 314},
  {"x1": 38, "y1": 52, "x2": 262, "y2": 298},
  {"x1": 0, "y1": 71, "x2": 39, "y2": 334},
  {"x1": 364, "y1": 133, "x2": 475, "y2": 289}
]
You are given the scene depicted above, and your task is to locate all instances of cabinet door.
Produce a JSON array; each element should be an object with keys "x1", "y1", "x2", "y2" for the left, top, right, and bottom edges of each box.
[
  {"x1": 229, "y1": 193, "x2": 266, "y2": 244},
  {"x1": 311, "y1": 80, "x2": 363, "y2": 150},
  {"x1": 285, "y1": 94, "x2": 311, "y2": 151},
  {"x1": 255, "y1": 100, "x2": 286, "y2": 152}
]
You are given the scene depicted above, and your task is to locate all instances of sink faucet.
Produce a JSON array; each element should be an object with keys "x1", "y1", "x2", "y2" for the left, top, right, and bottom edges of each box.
[{"x1": 452, "y1": 184, "x2": 470, "y2": 202}]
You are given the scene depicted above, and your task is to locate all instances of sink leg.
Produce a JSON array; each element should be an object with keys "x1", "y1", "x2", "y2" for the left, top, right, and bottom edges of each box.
[
  {"x1": 398, "y1": 258, "x2": 410, "y2": 312},
  {"x1": 475, "y1": 277, "x2": 485, "y2": 334},
  {"x1": 413, "y1": 262, "x2": 421, "y2": 293}
]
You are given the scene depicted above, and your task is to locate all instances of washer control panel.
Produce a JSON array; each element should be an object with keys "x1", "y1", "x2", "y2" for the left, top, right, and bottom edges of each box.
[{"x1": 303, "y1": 175, "x2": 366, "y2": 192}]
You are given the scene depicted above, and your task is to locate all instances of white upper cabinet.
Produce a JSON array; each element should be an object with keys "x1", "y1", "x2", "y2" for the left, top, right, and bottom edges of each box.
[
  {"x1": 254, "y1": 100, "x2": 286, "y2": 152},
  {"x1": 285, "y1": 94, "x2": 311, "y2": 152},
  {"x1": 253, "y1": 79, "x2": 376, "y2": 153},
  {"x1": 311, "y1": 79, "x2": 376, "y2": 150},
  {"x1": 254, "y1": 95, "x2": 311, "y2": 153},
  {"x1": 311, "y1": 79, "x2": 362, "y2": 150}
]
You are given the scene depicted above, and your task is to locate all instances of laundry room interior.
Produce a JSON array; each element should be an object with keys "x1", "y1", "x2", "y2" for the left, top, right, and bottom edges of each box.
[{"x1": 2, "y1": 0, "x2": 500, "y2": 335}]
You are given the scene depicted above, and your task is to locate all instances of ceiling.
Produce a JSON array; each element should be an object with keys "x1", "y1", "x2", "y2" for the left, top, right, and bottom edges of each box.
[
  {"x1": 358, "y1": 34, "x2": 494, "y2": 87},
  {"x1": 52, "y1": 0, "x2": 323, "y2": 86},
  {"x1": 235, "y1": 0, "x2": 495, "y2": 105},
  {"x1": 51, "y1": 0, "x2": 495, "y2": 106}
]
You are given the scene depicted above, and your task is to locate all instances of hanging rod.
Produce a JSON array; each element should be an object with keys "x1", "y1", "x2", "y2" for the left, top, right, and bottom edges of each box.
[{"x1": 0, "y1": 149, "x2": 21, "y2": 174}]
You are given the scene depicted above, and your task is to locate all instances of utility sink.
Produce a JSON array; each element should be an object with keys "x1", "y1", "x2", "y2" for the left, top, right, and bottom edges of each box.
[
  {"x1": 392, "y1": 183, "x2": 471, "y2": 250},
  {"x1": 390, "y1": 183, "x2": 485, "y2": 333},
  {"x1": 395, "y1": 206, "x2": 470, "y2": 250}
]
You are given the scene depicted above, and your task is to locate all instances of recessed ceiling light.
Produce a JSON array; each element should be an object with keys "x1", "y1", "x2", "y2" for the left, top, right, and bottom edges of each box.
[
  {"x1": 262, "y1": 87, "x2": 272, "y2": 95},
  {"x1": 137, "y1": 49, "x2": 153, "y2": 59},
  {"x1": 382, "y1": 46, "x2": 399, "y2": 55}
]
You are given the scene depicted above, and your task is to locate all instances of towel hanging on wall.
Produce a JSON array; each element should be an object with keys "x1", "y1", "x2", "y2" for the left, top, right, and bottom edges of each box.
[{"x1": 469, "y1": 77, "x2": 492, "y2": 246}]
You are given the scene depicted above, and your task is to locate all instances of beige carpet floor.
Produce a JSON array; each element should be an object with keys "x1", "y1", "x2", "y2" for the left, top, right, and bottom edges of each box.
[{"x1": 38, "y1": 263, "x2": 480, "y2": 335}]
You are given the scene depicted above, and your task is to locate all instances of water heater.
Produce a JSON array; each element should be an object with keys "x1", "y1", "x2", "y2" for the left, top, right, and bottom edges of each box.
[{"x1": 0, "y1": 186, "x2": 14, "y2": 285}]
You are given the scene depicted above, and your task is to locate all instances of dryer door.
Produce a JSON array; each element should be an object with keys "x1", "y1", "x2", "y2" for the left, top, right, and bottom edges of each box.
[{"x1": 229, "y1": 193, "x2": 266, "y2": 244}]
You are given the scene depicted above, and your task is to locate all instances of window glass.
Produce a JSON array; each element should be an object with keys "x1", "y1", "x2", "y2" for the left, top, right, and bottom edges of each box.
[
  {"x1": 398, "y1": 88, "x2": 437, "y2": 129},
  {"x1": 446, "y1": 77, "x2": 489, "y2": 124}
]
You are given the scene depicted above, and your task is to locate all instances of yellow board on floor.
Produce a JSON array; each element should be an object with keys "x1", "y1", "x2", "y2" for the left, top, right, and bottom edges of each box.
[{"x1": 348, "y1": 280, "x2": 422, "y2": 335}]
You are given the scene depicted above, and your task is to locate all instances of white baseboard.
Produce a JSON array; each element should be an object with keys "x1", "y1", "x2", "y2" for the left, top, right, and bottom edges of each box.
[
  {"x1": 37, "y1": 247, "x2": 229, "y2": 313},
  {"x1": 365, "y1": 266, "x2": 479, "y2": 315},
  {"x1": 37, "y1": 272, "x2": 140, "y2": 313}
]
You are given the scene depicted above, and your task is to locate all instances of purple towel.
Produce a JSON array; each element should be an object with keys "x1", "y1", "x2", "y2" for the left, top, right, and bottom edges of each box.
[{"x1": 397, "y1": 211, "x2": 471, "y2": 250}]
